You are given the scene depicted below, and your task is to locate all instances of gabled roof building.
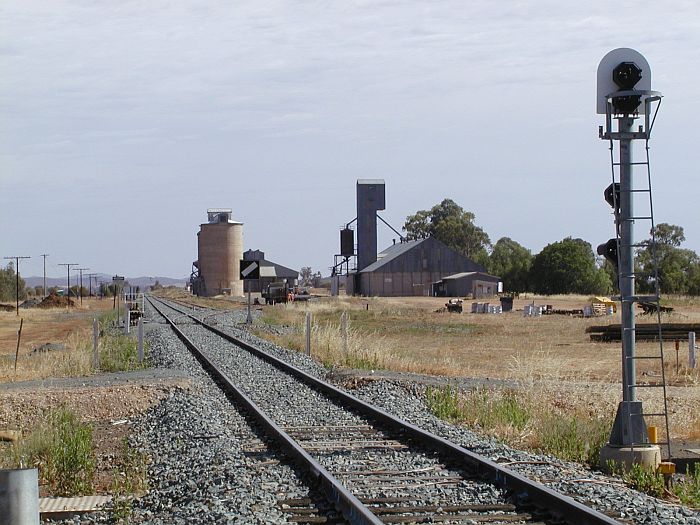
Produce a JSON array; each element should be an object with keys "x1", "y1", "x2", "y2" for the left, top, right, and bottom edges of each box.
[
  {"x1": 348, "y1": 236, "x2": 493, "y2": 297},
  {"x1": 242, "y1": 249, "x2": 298, "y2": 293}
]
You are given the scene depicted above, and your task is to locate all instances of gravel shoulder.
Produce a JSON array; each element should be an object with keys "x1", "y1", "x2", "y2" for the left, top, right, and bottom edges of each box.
[
  {"x1": 0, "y1": 367, "x2": 190, "y2": 393},
  {"x1": 0, "y1": 368, "x2": 190, "y2": 430}
]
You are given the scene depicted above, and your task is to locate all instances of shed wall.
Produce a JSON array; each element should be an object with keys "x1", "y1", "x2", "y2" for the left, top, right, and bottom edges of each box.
[
  {"x1": 361, "y1": 271, "x2": 443, "y2": 296},
  {"x1": 357, "y1": 237, "x2": 487, "y2": 296},
  {"x1": 444, "y1": 275, "x2": 500, "y2": 297}
]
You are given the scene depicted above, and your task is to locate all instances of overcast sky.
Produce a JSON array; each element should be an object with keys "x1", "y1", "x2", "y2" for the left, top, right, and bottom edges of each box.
[{"x1": 2, "y1": 1, "x2": 699, "y2": 281}]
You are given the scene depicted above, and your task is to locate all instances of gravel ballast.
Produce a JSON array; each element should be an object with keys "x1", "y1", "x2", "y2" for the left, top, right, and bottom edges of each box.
[
  {"x1": 172, "y1": 302, "x2": 700, "y2": 525},
  {"x1": 61, "y1": 300, "x2": 700, "y2": 524}
]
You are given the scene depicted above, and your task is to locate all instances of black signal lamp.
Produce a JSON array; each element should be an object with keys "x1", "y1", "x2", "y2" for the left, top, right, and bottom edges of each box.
[
  {"x1": 613, "y1": 95, "x2": 642, "y2": 114},
  {"x1": 612, "y1": 62, "x2": 642, "y2": 89},
  {"x1": 604, "y1": 183, "x2": 621, "y2": 211},
  {"x1": 597, "y1": 238, "x2": 619, "y2": 267},
  {"x1": 611, "y1": 61, "x2": 642, "y2": 114}
]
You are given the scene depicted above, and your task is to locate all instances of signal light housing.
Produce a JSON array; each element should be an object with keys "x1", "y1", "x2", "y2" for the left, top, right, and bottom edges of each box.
[
  {"x1": 597, "y1": 238, "x2": 619, "y2": 268},
  {"x1": 611, "y1": 61, "x2": 642, "y2": 114},
  {"x1": 604, "y1": 183, "x2": 621, "y2": 211}
]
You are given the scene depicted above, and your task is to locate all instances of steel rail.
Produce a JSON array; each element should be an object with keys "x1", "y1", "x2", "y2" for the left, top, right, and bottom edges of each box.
[
  {"x1": 151, "y1": 295, "x2": 623, "y2": 525},
  {"x1": 148, "y1": 297, "x2": 383, "y2": 525}
]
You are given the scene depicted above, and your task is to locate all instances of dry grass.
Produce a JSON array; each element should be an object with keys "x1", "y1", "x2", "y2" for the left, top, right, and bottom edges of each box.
[
  {"x1": 255, "y1": 295, "x2": 699, "y2": 382},
  {"x1": 252, "y1": 294, "x2": 700, "y2": 442},
  {"x1": 0, "y1": 299, "x2": 114, "y2": 382}
]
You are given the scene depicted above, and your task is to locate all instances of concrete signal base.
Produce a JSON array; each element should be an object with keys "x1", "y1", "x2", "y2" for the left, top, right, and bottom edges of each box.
[{"x1": 599, "y1": 444, "x2": 661, "y2": 472}]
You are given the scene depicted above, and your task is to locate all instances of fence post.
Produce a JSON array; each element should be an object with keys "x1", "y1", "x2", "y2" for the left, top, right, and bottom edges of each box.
[
  {"x1": 341, "y1": 311, "x2": 348, "y2": 358},
  {"x1": 138, "y1": 317, "x2": 144, "y2": 364},
  {"x1": 690, "y1": 332, "x2": 696, "y2": 369},
  {"x1": 14, "y1": 318, "x2": 23, "y2": 374},
  {"x1": 93, "y1": 318, "x2": 99, "y2": 369},
  {"x1": 305, "y1": 312, "x2": 311, "y2": 357},
  {"x1": 124, "y1": 307, "x2": 130, "y2": 335}
]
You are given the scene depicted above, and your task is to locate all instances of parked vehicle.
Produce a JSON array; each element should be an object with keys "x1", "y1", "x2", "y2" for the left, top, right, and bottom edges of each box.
[{"x1": 262, "y1": 282, "x2": 291, "y2": 305}]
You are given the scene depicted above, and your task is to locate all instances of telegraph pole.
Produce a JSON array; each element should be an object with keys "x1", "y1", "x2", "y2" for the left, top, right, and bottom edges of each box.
[
  {"x1": 87, "y1": 273, "x2": 97, "y2": 297},
  {"x1": 40, "y1": 254, "x2": 49, "y2": 299},
  {"x1": 76, "y1": 268, "x2": 89, "y2": 306},
  {"x1": 59, "y1": 263, "x2": 78, "y2": 305},
  {"x1": 3, "y1": 256, "x2": 30, "y2": 315}
]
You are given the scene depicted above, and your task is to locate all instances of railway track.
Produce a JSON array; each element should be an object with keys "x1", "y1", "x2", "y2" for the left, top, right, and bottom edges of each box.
[{"x1": 147, "y1": 295, "x2": 623, "y2": 525}]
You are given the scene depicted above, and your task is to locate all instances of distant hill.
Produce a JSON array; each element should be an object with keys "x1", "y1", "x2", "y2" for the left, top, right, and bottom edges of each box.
[{"x1": 23, "y1": 274, "x2": 187, "y2": 289}]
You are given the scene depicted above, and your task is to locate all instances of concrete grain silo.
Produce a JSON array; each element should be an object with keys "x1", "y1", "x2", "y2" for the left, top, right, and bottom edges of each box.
[{"x1": 196, "y1": 209, "x2": 243, "y2": 297}]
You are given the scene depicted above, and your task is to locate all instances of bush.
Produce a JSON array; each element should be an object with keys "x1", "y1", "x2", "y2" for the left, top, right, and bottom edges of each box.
[
  {"x1": 426, "y1": 385, "x2": 465, "y2": 422},
  {"x1": 97, "y1": 311, "x2": 148, "y2": 372},
  {"x1": 2, "y1": 407, "x2": 95, "y2": 496},
  {"x1": 426, "y1": 386, "x2": 612, "y2": 468},
  {"x1": 426, "y1": 386, "x2": 531, "y2": 431},
  {"x1": 536, "y1": 414, "x2": 611, "y2": 466},
  {"x1": 675, "y1": 463, "x2": 700, "y2": 507}
]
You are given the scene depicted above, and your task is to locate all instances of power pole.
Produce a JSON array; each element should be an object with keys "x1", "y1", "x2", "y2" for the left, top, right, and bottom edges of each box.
[
  {"x1": 86, "y1": 273, "x2": 97, "y2": 297},
  {"x1": 40, "y1": 254, "x2": 49, "y2": 299},
  {"x1": 3, "y1": 256, "x2": 31, "y2": 315},
  {"x1": 58, "y1": 263, "x2": 78, "y2": 305},
  {"x1": 76, "y1": 268, "x2": 89, "y2": 306}
]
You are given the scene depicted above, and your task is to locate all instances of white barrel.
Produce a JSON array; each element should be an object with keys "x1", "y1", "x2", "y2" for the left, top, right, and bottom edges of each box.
[{"x1": 0, "y1": 468, "x2": 40, "y2": 525}]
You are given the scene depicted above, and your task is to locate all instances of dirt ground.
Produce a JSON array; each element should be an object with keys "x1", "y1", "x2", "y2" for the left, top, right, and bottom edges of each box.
[
  {"x1": 0, "y1": 370, "x2": 190, "y2": 494},
  {"x1": 0, "y1": 298, "x2": 116, "y2": 383}
]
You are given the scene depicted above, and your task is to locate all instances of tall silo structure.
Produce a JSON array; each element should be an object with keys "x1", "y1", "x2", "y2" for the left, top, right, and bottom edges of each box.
[
  {"x1": 197, "y1": 209, "x2": 243, "y2": 297},
  {"x1": 356, "y1": 179, "x2": 385, "y2": 271}
]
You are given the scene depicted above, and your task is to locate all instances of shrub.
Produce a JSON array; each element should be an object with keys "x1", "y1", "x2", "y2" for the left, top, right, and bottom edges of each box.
[
  {"x1": 2, "y1": 407, "x2": 95, "y2": 496},
  {"x1": 425, "y1": 386, "x2": 531, "y2": 432},
  {"x1": 675, "y1": 463, "x2": 700, "y2": 507},
  {"x1": 536, "y1": 415, "x2": 611, "y2": 466}
]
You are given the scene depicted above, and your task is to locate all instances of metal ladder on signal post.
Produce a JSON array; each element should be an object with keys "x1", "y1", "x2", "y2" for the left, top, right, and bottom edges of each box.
[{"x1": 605, "y1": 95, "x2": 672, "y2": 460}]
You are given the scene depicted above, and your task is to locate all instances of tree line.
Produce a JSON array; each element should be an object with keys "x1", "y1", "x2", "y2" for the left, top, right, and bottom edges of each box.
[
  {"x1": 403, "y1": 198, "x2": 700, "y2": 296},
  {"x1": 0, "y1": 262, "x2": 27, "y2": 302}
]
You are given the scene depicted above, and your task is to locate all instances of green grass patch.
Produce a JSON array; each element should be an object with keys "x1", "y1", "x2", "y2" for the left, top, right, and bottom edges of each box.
[
  {"x1": 99, "y1": 334, "x2": 147, "y2": 372},
  {"x1": 426, "y1": 386, "x2": 531, "y2": 431},
  {"x1": 1, "y1": 407, "x2": 95, "y2": 496},
  {"x1": 609, "y1": 462, "x2": 666, "y2": 499},
  {"x1": 426, "y1": 385, "x2": 612, "y2": 469},
  {"x1": 426, "y1": 385, "x2": 465, "y2": 421},
  {"x1": 341, "y1": 350, "x2": 382, "y2": 371},
  {"x1": 97, "y1": 311, "x2": 148, "y2": 372},
  {"x1": 536, "y1": 415, "x2": 611, "y2": 466},
  {"x1": 675, "y1": 463, "x2": 700, "y2": 507}
]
